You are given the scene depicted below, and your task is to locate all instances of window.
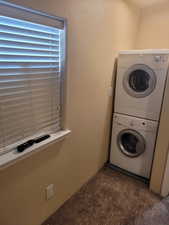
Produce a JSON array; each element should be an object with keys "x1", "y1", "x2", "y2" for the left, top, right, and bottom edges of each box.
[{"x1": 0, "y1": 1, "x2": 67, "y2": 156}]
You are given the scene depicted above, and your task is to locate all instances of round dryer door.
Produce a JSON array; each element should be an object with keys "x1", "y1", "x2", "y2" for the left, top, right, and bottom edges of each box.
[
  {"x1": 123, "y1": 64, "x2": 156, "y2": 98},
  {"x1": 117, "y1": 129, "x2": 145, "y2": 158}
]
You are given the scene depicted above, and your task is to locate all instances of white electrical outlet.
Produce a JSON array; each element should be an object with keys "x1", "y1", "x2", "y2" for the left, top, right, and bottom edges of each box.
[
  {"x1": 46, "y1": 184, "x2": 54, "y2": 200},
  {"x1": 108, "y1": 86, "x2": 113, "y2": 97}
]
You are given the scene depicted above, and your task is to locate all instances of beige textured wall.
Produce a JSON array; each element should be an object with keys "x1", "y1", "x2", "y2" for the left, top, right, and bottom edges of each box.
[
  {"x1": 135, "y1": 2, "x2": 169, "y2": 194},
  {"x1": 136, "y1": 3, "x2": 169, "y2": 49},
  {"x1": 0, "y1": 1, "x2": 140, "y2": 225}
]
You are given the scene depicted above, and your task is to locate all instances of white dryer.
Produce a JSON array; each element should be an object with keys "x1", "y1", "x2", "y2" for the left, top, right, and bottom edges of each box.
[
  {"x1": 110, "y1": 113, "x2": 158, "y2": 178},
  {"x1": 114, "y1": 50, "x2": 169, "y2": 121}
]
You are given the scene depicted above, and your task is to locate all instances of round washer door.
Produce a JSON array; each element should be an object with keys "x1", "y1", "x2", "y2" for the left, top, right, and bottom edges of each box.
[
  {"x1": 117, "y1": 129, "x2": 146, "y2": 158},
  {"x1": 123, "y1": 64, "x2": 156, "y2": 98}
]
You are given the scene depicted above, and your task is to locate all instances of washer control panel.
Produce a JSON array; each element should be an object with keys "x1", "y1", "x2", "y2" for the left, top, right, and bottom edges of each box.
[{"x1": 113, "y1": 113, "x2": 158, "y2": 132}]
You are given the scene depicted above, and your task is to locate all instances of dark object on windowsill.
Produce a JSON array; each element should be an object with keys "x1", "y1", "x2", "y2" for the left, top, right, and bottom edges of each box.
[
  {"x1": 17, "y1": 135, "x2": 50, "y2": 153},
  {"x1": 34, "y1": 134, "x2": 50, "y2": 143}
]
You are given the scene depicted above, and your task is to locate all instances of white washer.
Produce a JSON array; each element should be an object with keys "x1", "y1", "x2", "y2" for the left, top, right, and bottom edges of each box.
[
  {"x1": 114, "y1": 50, "x2": 169, "y2": 121},
  {"x1": 110, "y1": 113, "x2": 158, "y2": 178}
]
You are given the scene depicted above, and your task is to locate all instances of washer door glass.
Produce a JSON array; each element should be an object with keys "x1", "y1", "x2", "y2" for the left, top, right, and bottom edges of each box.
[
  {"x1": 118, "y1": 129, "x2": 145, "y2": 158},
  {"x1": 123, "y1": 64, "x2": 156, "y2": 98}
]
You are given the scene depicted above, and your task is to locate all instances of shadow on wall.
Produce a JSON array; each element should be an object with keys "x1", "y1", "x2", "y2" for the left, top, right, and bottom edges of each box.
[{"x1": 106, "y1": 58, "x2": 118, "y2": 164}]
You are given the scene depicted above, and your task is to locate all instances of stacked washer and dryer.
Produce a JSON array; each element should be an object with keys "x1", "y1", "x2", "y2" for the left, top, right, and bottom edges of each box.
[{"x1": 110, "y1": 50, "x2": 169, "y2": 179}]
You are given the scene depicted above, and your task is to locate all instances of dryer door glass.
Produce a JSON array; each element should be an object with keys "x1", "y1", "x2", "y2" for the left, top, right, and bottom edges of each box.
[
  {"x1": 118, "y1": 129, "x2": 145, "y2": 158},
  {"x1": 123, "y1": 64, "x2": 156, "y2": 98},
  {"x1": 129, "y1": 70, "x2": 150, "y2": 92}
]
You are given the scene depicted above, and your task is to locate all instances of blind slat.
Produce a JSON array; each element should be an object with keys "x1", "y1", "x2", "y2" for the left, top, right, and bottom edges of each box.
[
  {"x1": 0, "y1": 24, "x2": 60, "y2": 40},
  {"x1": 0, "y1": 56, "x2": 60, "y2": 62},
  {"x1": 1, "y1": 96, "x2": 60, "y2": 108},
  {"x1": 0, "y1": 15, "x2": 60, "y2": 35},
  {"x1": 0, "y1": 40, "x2": 60, "y2": 51},
  {"x1": 0, "y1": 72, "x2": 60, "y2": 80},
  {"x1": 1, "y1": 113, "x2": 60, "y2": 123},
  {"x1": 0, "y1": 47, "x2": 59, "y2": 56},
  {"x1": 0, "y1": 77, "x2": 60, "y2": 85},
  {"x1": 0, "y1": 91, "x2": 59, "y2": 103},
  {"x1": 0, "y1": 33, "x2": 59, "y2": 46},
  {"x1": 0, "y1": 62, "x2": 60, "y2": 69}
]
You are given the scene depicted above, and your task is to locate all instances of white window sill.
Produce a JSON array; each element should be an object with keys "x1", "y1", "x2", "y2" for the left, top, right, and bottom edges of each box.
[{"x1": 0, "y1": 129, "x2": 71, "y2": 170}]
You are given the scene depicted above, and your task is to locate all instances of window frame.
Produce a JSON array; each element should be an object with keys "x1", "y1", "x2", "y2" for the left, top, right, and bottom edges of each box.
[{"x1": 0, "y1": 0, "x2": 69, "y2": 167}]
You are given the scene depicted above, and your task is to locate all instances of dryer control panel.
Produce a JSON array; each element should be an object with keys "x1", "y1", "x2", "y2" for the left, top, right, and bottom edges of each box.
[{"x1": 154, "y1": 55, "x2": 168, "y2": 63}]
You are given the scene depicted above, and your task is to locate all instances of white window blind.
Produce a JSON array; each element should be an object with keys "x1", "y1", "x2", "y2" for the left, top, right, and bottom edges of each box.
[{"x1": 0, "y1": 1, "x2": 66, "y2": 155}]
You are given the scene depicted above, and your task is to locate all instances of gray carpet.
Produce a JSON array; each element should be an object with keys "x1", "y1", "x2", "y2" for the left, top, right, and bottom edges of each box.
[
  {"x1": 132, "y1": 197, "x2": 169, "y2": 225},
  {"x1": 42, "y1": 167, "x2": 160, "y2": 225}
]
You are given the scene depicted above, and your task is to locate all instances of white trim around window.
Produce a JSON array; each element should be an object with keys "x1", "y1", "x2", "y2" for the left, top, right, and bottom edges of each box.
[{"x1": 0, "y1": 0, "x2": 69, "y2": 166}]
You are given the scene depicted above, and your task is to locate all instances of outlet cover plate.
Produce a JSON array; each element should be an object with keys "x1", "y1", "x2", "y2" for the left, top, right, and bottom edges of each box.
[{"x1": 46, "y1": 184, "x2": 54, "y2": 200}]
